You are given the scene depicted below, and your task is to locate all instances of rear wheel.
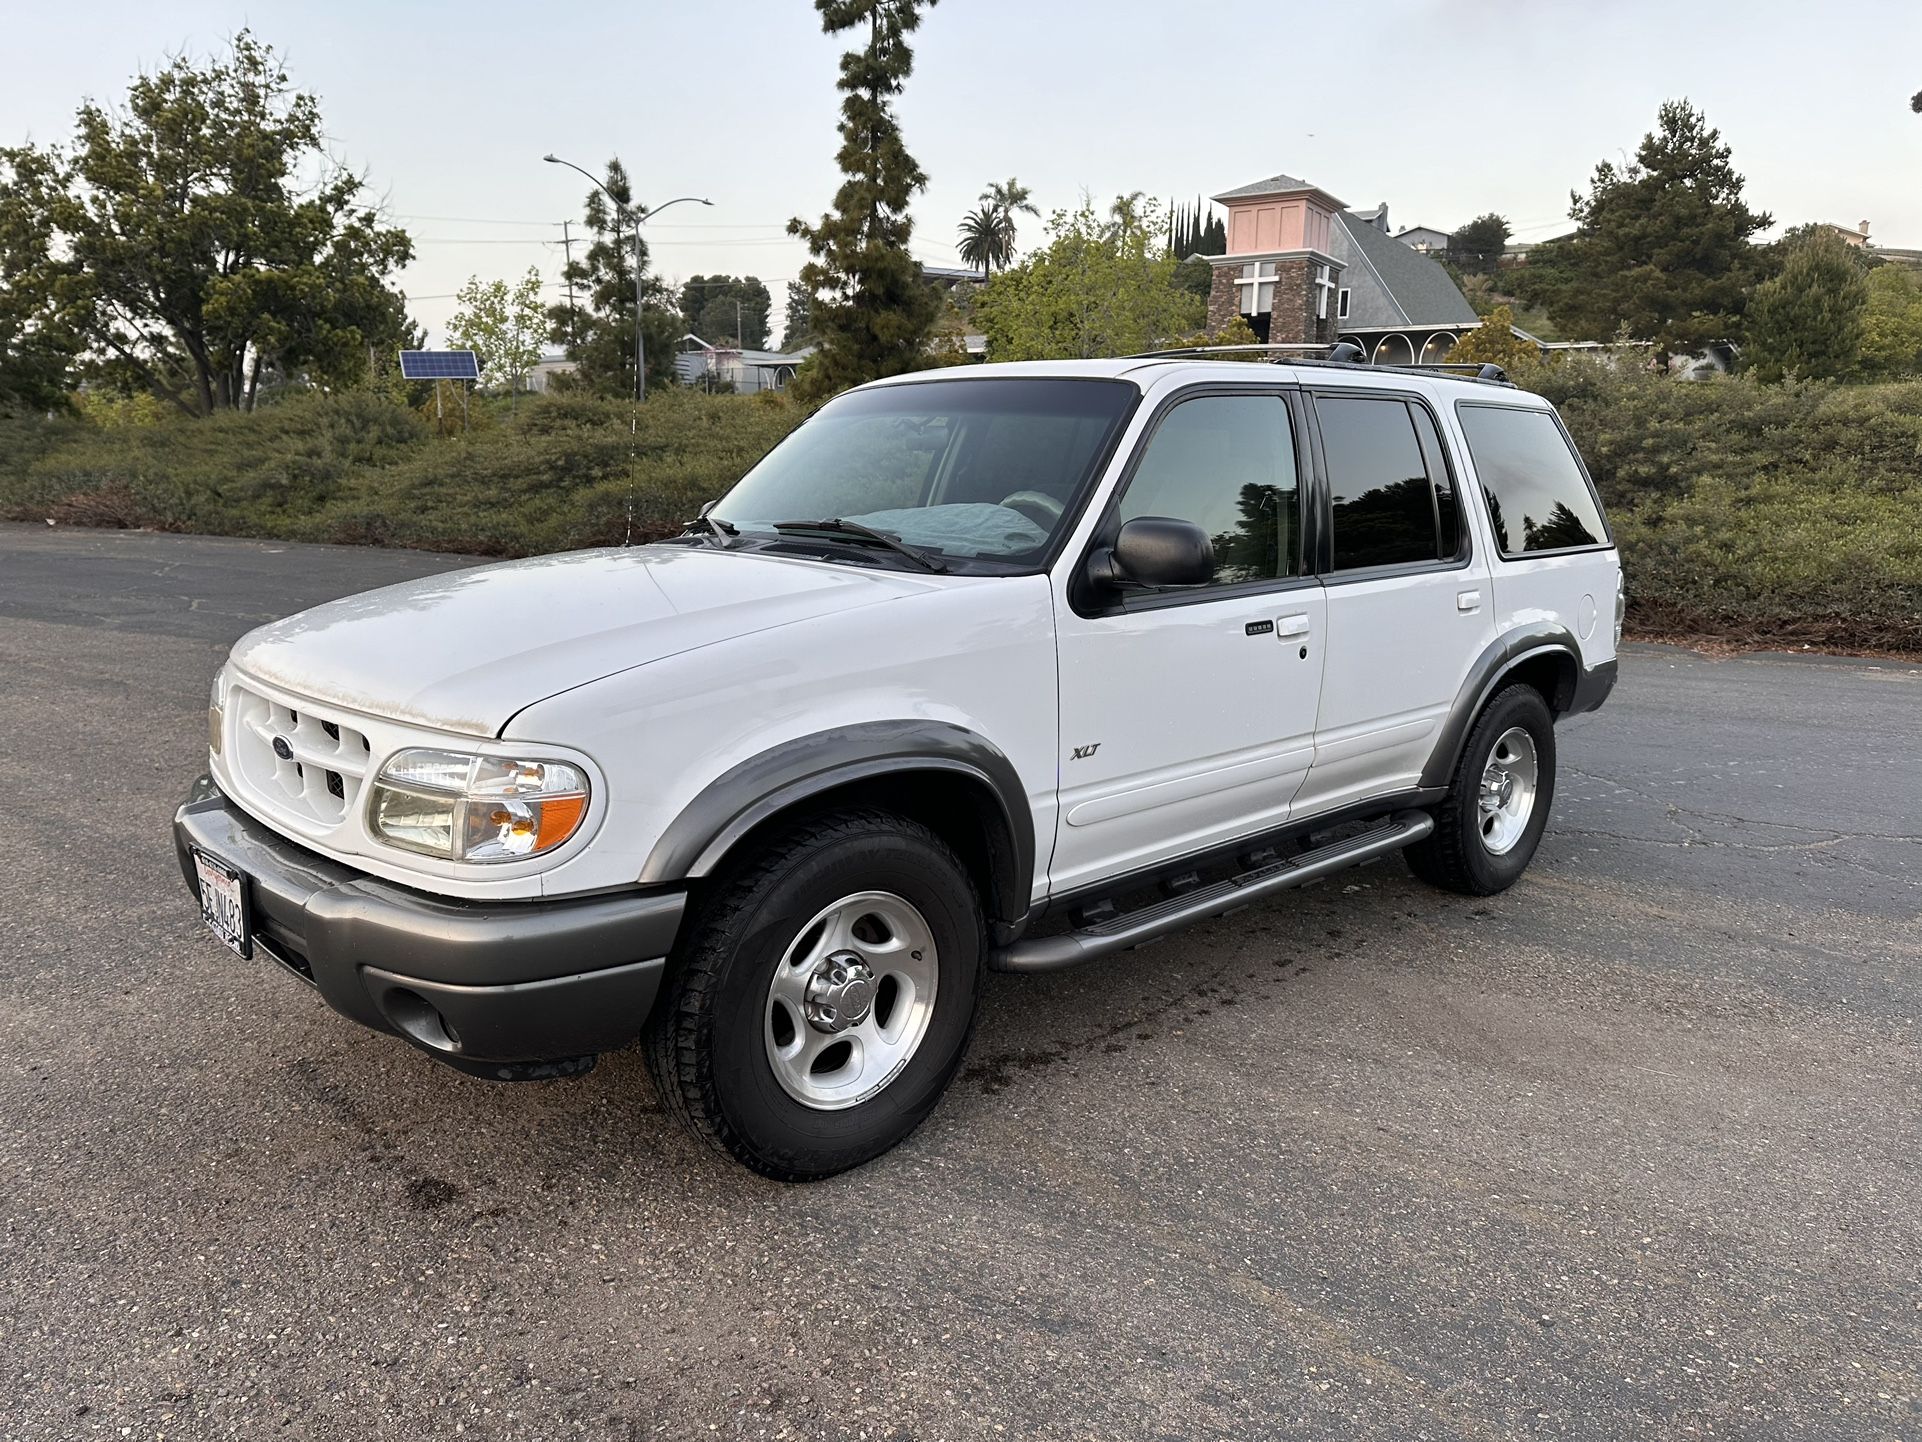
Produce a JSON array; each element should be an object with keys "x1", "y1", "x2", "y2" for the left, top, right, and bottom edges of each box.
[
  {"x1": 1406, "y1": 683, "x2": 1557, "y2": 896},
  {"x1": 645, "y1": 808, "x2": 983, "y2": 1181}
]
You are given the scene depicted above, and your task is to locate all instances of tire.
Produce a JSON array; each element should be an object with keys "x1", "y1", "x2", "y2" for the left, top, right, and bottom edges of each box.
[
  {"x1": 644, "y1": 807, "x2": 984, "y2": 1181},
  {"x1": 1406, "y1": 682, "x2": 1557, "y2": 896}
]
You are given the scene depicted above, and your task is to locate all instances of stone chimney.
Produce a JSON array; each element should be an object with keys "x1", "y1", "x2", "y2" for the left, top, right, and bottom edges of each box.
[{"x1": 1204, "y1": 172, "x2": 1348, "y2": 347}]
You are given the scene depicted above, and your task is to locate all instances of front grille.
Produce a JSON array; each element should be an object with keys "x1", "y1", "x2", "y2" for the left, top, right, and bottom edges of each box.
[{"x1": 228, "y1": 682, "x2": 374, "y2": 831}]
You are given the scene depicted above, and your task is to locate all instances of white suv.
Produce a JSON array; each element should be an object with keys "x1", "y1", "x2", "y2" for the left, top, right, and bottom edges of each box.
[{"x1": 176, "y1": 356, "x2": 1620, "y2": 1179}]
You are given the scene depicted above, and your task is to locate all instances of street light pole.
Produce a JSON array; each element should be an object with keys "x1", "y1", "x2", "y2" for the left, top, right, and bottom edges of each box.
[{"x1": 543, "y1": 154, "x2": 712, "y2": 402}]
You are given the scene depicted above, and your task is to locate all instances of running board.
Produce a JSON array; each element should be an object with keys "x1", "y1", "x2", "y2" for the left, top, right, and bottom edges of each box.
[{"x1": 989, "y1": 810, "x2": 1434, "y2": 974}]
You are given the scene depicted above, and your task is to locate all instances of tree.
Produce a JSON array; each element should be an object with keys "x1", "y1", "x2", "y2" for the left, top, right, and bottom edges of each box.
[
  {"x1": 786, "y1": 0, "x2": 942, "y2": 402},
  {"x1": 447, "y1": 267, "x2": 547, "y2": 394},
  {"x1": 1, "y1": 32, "x2": 412, "y2": 416},
  {"x1": 1448, "y1": 305, "x2": 1539, "y2": 369},
  {"x1": 981, "y1": 176, "x2": 1037, "y2": 260},
  {"x1": 1857, "y1": 264, "x2": 1922, "y2": 376},
  {"x1": 0, "y1": 146, "x2": 83, "y2": 412},
  {"x1": 956, "y1": 204, "x2": 1007, "y2": 275},
  {"x1": 678, "y1": 275, "x2": 771, "y2": 347},
  {"x1": 1743, "y1": 228, "x2": 1868, "y2": 382},
  {"x1": 1450, "y1": 213, "x2": 1510, "y2": 274},
  {"x1": 974, "y1": 196, "x2": 1203, "y2": 360},
  {"x1": 1168, "y1": 199, "x2": 1225, "y2": 260},
  {"x1": 1536, "y1": 100, "x2": 1770, "y2": 362},
  {"x1": 781, "y1": 280, "x2": 815, "y2": 350},
  {"x1": 547, "y1": 158, "x2": 683, "y2": 396}
]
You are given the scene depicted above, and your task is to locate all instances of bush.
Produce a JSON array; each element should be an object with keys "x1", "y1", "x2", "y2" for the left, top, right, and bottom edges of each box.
[
  {"x1": 1513, "y1": 357, "x2": 1922, "y2": 650},
  {"x1": 1, "y1": 387, "x2": 805, "y2": 556},
  {"x1": 6, "y1": 367, "x2": 1918, "y2": 655}
]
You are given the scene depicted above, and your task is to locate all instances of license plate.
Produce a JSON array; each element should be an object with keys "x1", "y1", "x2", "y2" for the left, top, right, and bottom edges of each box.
[{"x1": 193, "y1": 849, "x2": 252, "y2": 959}]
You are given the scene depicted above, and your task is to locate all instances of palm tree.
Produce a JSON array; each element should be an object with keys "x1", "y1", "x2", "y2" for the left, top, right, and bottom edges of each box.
[
  {"x1": 957, "y1": 203, "x2": 1008, "y2": 277},
  {"x1": 980, "y1": 177, "x2": 1038, "y2": 263}
]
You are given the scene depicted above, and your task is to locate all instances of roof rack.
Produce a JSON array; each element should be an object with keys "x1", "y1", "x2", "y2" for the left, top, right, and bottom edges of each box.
[{"x1": 1123, "y1": 342, "x2": 1514, "y2": 387}]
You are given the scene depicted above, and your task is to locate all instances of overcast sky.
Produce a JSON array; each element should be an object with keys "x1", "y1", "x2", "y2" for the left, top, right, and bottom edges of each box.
[{"x1": 7, "y1": 0, "x2": 1919, "y2": 345}]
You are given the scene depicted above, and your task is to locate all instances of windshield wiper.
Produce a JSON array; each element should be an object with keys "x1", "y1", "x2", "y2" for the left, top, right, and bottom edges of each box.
[
  {"x1": 770, "y1": 518, "x2": 948, "y2": 573},
  {"x1": 680, "y1": 509, "x2": 740, "y2": 547}
]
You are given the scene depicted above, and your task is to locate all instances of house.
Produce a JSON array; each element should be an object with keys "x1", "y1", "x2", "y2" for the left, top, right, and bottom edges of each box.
[
  {"x1": 1392, "y1": 224, "x2": 1452, "y2": 254},
  {"x1": 920, "y1": 263, "x2": 990, "y2": 289},
  {"x1": 1823, "y1": 219, "x2": 1872, "y2": 248},
  {"x1": 524, "y1": 353, "x2": 579, "y2": 394},
  {"x1": 673, "y1": 335, "x2": 813, "y2": 393},
  {"x1": 1203, "y1": 170, "x2": 1481, "y2": 365}
]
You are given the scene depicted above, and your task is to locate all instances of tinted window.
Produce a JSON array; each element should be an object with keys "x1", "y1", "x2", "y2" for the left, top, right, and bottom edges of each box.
[
  {"x1": 1409, "y1": 404, "x2": 1461, "y2": 558},
  {"x1": 1457, "y1": 404, "x2": 1609, "y2": 555},
  {"x1": 1317, "y1": 396, "x2": 1438, "y2": 570},
  {"x1": 1118, "y1": 395, "x2": 1299, "y2": 585}
]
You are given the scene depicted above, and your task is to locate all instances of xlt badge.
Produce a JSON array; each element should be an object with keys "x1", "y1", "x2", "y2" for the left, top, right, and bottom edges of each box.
[{"x1": 1071, "y1": 743, "x2": 1101, "y2": 760}]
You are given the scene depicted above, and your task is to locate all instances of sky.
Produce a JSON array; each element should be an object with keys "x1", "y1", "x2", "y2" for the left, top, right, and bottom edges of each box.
[{"x1": 5, "y1": 0, "x2": 1920, "y2": 346}]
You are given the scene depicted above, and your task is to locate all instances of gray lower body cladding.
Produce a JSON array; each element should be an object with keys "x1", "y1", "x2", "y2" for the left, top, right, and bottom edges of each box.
[{"x1": 173, "y1": 778, "x2": 685, "y2": 1072}]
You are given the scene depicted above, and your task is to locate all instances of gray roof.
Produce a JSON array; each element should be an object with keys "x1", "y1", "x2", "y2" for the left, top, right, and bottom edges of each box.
[
  {"x1": 1212, "y1": 171, "x2": 1316, "y2": 201},
  {"x1": 1333, "y1": 212, "x2": 1478, "y2": 327}
]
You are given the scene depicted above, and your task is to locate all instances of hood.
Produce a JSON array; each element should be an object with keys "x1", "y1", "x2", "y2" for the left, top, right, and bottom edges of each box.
[{"x1": 230, "y1": 545, "x2": 936, "y2": 735}]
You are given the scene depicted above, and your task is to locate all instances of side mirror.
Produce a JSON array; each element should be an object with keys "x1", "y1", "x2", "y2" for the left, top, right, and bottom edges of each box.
[{"x1": 1087, "y1": 516, "x2": 1215, "y2": 591}]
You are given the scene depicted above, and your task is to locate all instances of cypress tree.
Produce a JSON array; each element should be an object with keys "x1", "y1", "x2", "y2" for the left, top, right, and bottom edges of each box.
[{"x1": 787, "y1": 0, "x2": 941, "y2": 401}]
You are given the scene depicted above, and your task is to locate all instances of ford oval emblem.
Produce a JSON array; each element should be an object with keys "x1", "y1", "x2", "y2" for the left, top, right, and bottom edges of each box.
[{"x1": 272, "y1": 736, "x2": 294, "y2": 760}]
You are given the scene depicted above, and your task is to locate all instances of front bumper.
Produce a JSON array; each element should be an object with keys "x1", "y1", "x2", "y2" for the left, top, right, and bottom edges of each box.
[{"x1": 173, "y1": 777, "x2": 685, "y2": 1077}]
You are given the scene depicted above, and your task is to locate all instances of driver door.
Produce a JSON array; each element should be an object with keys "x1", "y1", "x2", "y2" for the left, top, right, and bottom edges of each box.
[{"x1": 1048, "y1": 389, "x2": 1327, "y2": 895}]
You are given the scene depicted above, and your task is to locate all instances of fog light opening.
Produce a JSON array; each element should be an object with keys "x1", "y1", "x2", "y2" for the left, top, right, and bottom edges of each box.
[{"x1": 383, "y1": 987, "x2": 462, "y2": 1054}]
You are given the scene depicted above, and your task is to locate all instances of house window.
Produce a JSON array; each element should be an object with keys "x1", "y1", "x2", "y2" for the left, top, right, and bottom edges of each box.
[
  {"x1": 1337, "y1": 288, "x2": 1350, "y2": 320},
  {"x1": 1235, "y1": 261, "x2": 1278, "y2": 316}
]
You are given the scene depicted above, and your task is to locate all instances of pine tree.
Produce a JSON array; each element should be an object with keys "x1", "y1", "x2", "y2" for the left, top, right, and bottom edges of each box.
[
  {"x1": 547, "y1": 158, "x2": 683, "y2": 396},
  {"x1": 1744, "y1": 229, "x2": 1868, "y2": 381},
  {"x1": 1543, "y1": 100, "x2": 1770, "y2": 362},
  {"x1": 787, "y1": 0, "x2": 941, "y2": 402}
]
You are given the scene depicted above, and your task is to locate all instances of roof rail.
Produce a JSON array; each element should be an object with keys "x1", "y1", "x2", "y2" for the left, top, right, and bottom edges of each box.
[
  {"x1": 1123, "y1": 342, "x2": 1515, "y2": 387},
  {"x1": 1127, "y1": 343, "x2": 1329, "y2": 359}
]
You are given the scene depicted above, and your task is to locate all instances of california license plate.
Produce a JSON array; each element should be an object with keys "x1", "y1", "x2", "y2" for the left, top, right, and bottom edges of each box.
[{"x1": 193, "y1": 850, "x2": 252, "y2": 958}]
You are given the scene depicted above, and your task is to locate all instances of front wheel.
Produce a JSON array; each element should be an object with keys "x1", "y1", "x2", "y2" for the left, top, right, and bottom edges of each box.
[
  {"x1": 645, "y1": 808, "x2": 984, "y2": 1181},
  {"x1": 1406, "y1": 683, "x2": 1557, "y2": 896}
]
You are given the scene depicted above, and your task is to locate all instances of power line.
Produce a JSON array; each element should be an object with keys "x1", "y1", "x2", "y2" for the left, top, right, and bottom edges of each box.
[{"x1": 392, "y1": 211, "x2": 791, "y2": 231}]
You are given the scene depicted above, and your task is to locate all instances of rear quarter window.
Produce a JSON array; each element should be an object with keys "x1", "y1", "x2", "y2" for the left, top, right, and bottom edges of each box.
[{"x1": 1456, "y1": 404, "x2": 1610, "y2": 556}]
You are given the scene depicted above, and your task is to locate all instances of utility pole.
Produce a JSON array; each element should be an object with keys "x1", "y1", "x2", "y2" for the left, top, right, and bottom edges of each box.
[{"x1": 561, "y1": 220, "x2": 577, "y2": 346}]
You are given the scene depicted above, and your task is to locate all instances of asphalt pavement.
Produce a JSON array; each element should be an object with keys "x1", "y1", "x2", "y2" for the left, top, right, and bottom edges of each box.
[{"x1": 2, "y1": 523, "x2": 1917, "y2": 1441}]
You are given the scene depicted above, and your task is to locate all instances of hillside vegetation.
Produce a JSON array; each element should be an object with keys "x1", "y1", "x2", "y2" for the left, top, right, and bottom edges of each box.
[
  {"x1": 1522, "y1": 358, "x2": 1922, "y2": 653},
  {"x1": 3, "y1": 368, "x2": 1918, "y2": 654}
]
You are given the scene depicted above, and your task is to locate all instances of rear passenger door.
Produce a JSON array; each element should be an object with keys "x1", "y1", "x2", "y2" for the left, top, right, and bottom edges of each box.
[{"x1": 1293, "y1": 390, "x2": 1494, "y2": 816}]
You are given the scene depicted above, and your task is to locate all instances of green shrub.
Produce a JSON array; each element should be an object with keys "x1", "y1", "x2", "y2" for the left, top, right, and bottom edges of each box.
[
  {"x1": 1, "y1": 386, "x2": 804, "y2": 554},
  {"x1": 1514, "y1": 358, "x2": 1922, "y2": 649},
  {"x1": 6, "y1": 367, "x2": 1919, "y2": 653}
]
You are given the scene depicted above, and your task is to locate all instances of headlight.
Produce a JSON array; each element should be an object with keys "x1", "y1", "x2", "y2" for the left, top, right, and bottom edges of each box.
[
  {"x1": 368, "y1": 748, "x2": 590, "y2": 863},
  {"x1": 208, "y1": 672, "x2": 224, "y2": 756}
]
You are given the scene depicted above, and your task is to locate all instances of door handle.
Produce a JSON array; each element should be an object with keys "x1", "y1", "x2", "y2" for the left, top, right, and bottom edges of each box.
[
  {"x1": 1275, "y1": 613, "x2": 1312, "y2": 638},
  {"x1": 1456, "y1": 590, "x2": 1482, "y2": 613}
]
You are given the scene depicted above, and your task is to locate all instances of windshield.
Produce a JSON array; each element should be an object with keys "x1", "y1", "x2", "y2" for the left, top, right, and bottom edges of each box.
[{"x1": 710, "y1": 378, "x2": 1137, "y2": 568}]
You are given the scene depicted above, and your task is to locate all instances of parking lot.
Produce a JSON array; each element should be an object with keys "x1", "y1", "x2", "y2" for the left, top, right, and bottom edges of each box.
[{"x1": 2, "y1": 522, "x2": 1917, "y2": 1440}]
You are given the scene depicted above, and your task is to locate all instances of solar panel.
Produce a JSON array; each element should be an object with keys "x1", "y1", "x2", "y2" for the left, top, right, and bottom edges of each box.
[{"x1": 399, "y1": 349, "x2": 481, "y2": 381}]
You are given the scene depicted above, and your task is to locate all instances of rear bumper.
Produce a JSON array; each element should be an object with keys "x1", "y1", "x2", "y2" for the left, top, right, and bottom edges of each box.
[
  {"x1": 1568, "y1": 657, "x2": 1619, "y2": 716},
  {"x1": 173, "y1": 777, "x2": 685, "y2": 1076}
]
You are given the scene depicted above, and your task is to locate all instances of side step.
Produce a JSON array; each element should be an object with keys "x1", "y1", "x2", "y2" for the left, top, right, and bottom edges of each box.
[{"x1": 989, "y1": 810, "x2": 1434, "y2": 974}]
